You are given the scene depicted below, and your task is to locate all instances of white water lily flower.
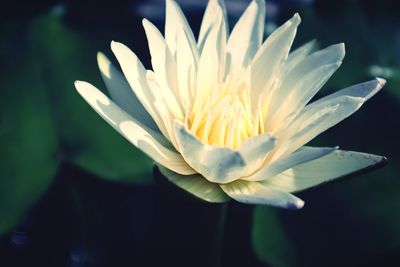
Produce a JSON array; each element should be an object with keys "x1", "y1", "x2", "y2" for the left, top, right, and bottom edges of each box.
[{"x1": 75, "y1": 0, "x2": 386, "y2": 209}]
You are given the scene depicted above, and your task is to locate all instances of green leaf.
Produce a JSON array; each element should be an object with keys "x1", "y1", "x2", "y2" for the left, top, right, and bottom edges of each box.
[
  {"x1": 30, "y1": 15, "x2": 153, "y2": 182},
  {"x1": 252, "y1": 207, "x2": 298, "y2": 267},
  {"x1": 0, "y1": 13, "x2": 154, "y2": 235},
  {"x1": 0, "y1": 28, "x2": 59, "y2": 235}
]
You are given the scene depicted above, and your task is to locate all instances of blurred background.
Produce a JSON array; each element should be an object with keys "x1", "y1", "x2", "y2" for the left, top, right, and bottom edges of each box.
[{"x1": 0, "y1": 0, "x2": 399, "y2": 266}]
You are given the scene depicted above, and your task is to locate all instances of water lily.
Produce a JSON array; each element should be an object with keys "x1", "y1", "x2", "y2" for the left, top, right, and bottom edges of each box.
[{"x1": 75, "y1": 0, "x2": 386, "y2": 209}]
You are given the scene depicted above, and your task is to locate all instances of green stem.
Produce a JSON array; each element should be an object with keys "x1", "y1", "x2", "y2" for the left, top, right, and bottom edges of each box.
[
  {"x1": 212, "y1": 202, "x2": 228, "y2": 267},
  {"x1": 153, "y1": 165, "x2": 230, "y2": 267}
]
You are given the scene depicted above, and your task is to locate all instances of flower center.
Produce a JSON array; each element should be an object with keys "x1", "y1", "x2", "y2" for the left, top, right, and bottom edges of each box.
[{"x1": 186, "y1": 75, "x2": 265, "y2": 149}]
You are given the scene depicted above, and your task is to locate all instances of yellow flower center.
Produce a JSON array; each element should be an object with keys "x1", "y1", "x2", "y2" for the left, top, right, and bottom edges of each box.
[{"x1": 186, "y1": 74, "x2": 265, "y2": 149}]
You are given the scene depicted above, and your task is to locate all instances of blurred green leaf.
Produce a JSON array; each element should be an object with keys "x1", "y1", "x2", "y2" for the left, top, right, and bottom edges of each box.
[
  {"x1": 0, "y1": 13, "x2": 154, "y2": 235},
  {"x1": 0, "y1": 33, "x2": 59, "y2": 235},
  {"x1": 252, "y1": 207, "x2": 298, "y2": 267},
  {"x1": 30, "y1": 15, "x2": 153, "y2": 182}
]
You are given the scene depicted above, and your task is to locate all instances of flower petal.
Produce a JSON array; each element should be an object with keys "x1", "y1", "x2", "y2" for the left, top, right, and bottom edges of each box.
[
  {"x1": 110, "y1": 41, "x2": 171, "y2": 139},
  {"x1": 283, "y1": 39, "x2": 316, "y2": 76},
  {"x1": 96, "y1": 52, "x2": 159, "y2": 134},
  {"x1": 165, "y1": 0, "x2": 197, "y2": 57},
  {"x1": 74, "y1": 81, "x2": 195, "y2": 175},
  {"x1": 157, "y1": 165, "x2": 230, "y2": 203},
  {"x1": 264, "y1": 149, "x2": 387, "y2": 193},
  {"x1": 238, "y1": 134, "x2": 277, "y2": 176},
  {"x1": 312, "y1": 78, "x2": 386, "y2": 105},
  {"x1": 250, "y1": 13, "x2": 300, "y2": 104},
  {"x1": 195, "y1": 5, "x2": 226, "y2": 109},
  {"x1": 227, "y1": 0, "x2": 266, "y2": 74},
  {"x1": 274, "y1": 96, "x2": 364, "y2": 158},
  {"x1": 173, "y1": 121, "x2": 246, "y2": 184},
  {"x1": 142, "y1": 19, "x2": 181, "y2": 108},
  {"x1": 246, "y1": 146, "x2": 338, "y2": 181},
  {"x1": 198, "y1": 0, "x2": 228, "y2": 53},
  {"x1": 239, "y1": 135, "x2": 277, "y2": 161},
  {"x1": 220, "y1": 180, "x2": 304, "y2": 209},
  {"x1": 176, "y1": 23, "x2": 198, "y2": 109},
  {"x1": 268, "y1": 43, "x2": 345, "y2": 132},
  {"x1": 275, "y1": 77, "x2": 385, "y2": 158}
]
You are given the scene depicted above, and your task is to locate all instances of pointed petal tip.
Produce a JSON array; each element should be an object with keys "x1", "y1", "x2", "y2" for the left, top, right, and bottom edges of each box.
[
  {"x1": 142, "y1": 18, "x2": 150, "y2": 28},
  {"x1": 97, "y1": 51, "x2": 108, "y2": 67},
  {"x1": 74, "y1": 80, "x2": 85, "y2": 89},
  {"x1": 74, "y1": 80, "x2": 91, "y2": 97},
  {"x1": 292, "y1": 13, "x2": 301, "y2": 24},
  {"x1": 338, "y1": 42, "x2": 346, "y2": 54},
  {"x1": 97, "y1": 51, "x2": 105, "y2": 59},
  {"x1": 378, "y1": 155, "x2": 388, "y2": 166},
  {"x1": 287, "y1": 198, "x2": 305, "y2": 209},
  {"x1": 110, "y1": 40, "x2": 124, "y2": 51},
  {"x1": 376, "y1": 77, "x2": 387, "y2": 87}
]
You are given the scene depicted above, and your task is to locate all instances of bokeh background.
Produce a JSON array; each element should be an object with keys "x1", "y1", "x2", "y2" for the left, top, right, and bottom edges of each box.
[{"x1": 0, "y1": 0, "x2": 399, "y2": 266}]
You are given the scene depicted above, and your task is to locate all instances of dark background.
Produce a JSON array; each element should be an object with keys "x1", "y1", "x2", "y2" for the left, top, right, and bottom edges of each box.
[{"x1": 0, "y1": 0, "x2": 399, "y2": 266}]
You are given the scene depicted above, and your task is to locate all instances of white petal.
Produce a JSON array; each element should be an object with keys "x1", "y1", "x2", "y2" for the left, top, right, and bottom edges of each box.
[
  {"x1": 220, "y1": 180, "x2": 304, "y2": 209},
  {"x1": 142, "y1": 19, "x2": 180, "y2": 105},
  {"x1": 284, "y1": 39, "x2": 316, "y2": 75},
  {"x1": 97, "y1": 52, "x2": 160, "y2": 134},
  {"x1": 267, "y1": 43, "x2": 345, "y2": 131},
  {"x1": 274, "y1": 78, "x2": 385, "y2": 156},
  {"x1": 312, "y1": 78, "x2": 386, "y2": 105},
  {"x1": 238, "y1": 134, "x2": 277, "y2": 176},
  {"x1": 239, "y1": 135, "x2": 277, "y2": 162},
  {"x1": 264, "y1": 149, "x2": 387, "y2": 193},
  {"x1": 174, "y1": 121, "x2": 246, "y2": 184},
  {"x1": 157, "y1": 165, "x2": 230, "y2": 203},
  {"x1": 227, "y1": 0, "x2": 266, "y2": 74},
  {"x1": 110, "y1": 41, "x2": 171, "y2": 139},
  {"x1": 165, "y1": 0, "x2": 197, "y2": 57},
  {"x1": 250, "y1": 13, "x2": 300, "y2": 104},
  {"x1": 198, "y1": 0, "x2": 228, "y2": 53},
  {"x1": 275, "y1": 96, "x2": 364, "y2": 158},
  {"x1": 176, "y1": 24, "x2": 198, "y2": 109},
  {"x1": 246, "y1": 146, "x2": 337, "y2": 181},
  {"x1": 195, "y1": 5, "x2": 226, "y2": 105},
  {"x1": 74, "y1": 81, "x2": 195, "y2": 175}
]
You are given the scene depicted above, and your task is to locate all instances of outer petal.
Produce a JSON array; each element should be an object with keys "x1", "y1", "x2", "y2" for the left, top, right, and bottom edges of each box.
[
  {"x1": 157, "y1": 165, "x2": 230, "y2": 203},
  {"x1": 220, "y1": 180, "x2": 304, "y2": 209},
  {"x1": 250, "y1": 13, "x2": 300, "y2": 105},
  {"x1": 227, "y1": 0, "x2": 266, "y2": 74},
  {"x1": 284, "y1": 39, "x2": 316, "y2": 73},
  {"x1": 97, "y1": 52, "x2": 159, "y2": 134},
  {"x1": 74, "y1": 81, "x2": 195, "y2": 175},
  {"x1": 267, "y1": 43, "x2": 345, "y2": 132},
  {"x1": 238, "y1": 134, "x2": 277, "y2": 176},
  {"x1": 275, "y1": 78, "x2": 385, "y2": 157},
  {"x1": 174, "y1": 121, "x2": 246, "y2": 184},
  {"x1": 165, "y1": 0, "x2": 197, "y2": 57},
  {"x1": 245, "y1": 146, "x2": 337, "y2": 181},
  {"x1": 274, "y1": 96, "x2": 364, "y2": 158},
  {"x1": 110, "y1": 41, "x2": 171, "y2": 140},
  {"x1": 264, "y1": 149, "x2": 387, "y2": 193},
  {"x1": 142, "y1": 19, "x2": 182, "y2": 111},
  {"x1": 198, "y1": 0, "x2": 228, "y2": 53},
  {"x1": 311, "y1": 78, "x2": 386, "y2": 105}
]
